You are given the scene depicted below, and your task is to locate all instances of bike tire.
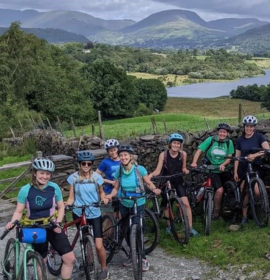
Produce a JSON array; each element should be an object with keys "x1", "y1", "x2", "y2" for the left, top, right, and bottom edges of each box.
[
  {"x1": 144, "y1": 208, "x2": 159, "y2": 255},
  {"x1": 83, "y1": 233, "x2": 99, "y2": 280},
  {"x1": 46, "y1": 246, "x2": 62, "y2": 277},
  {"x1": 3, "y1": 238, "x2": 16, "y2": 280},
  {"x1": 204, "y1": 191, "x2": 213, "y2": 236},
  {"x1": 169, "y1": 196, "x2": 189, "y2": 245},
  {"x1": 19, "y1": 251, "x2": 47, "y2": 280},
  {"x1": 102, "y1": 214, "x2": 116, "y2": 264},
  {"x1": 130, "y1": 224, "x2": 142, "y2": 280},
  {"x1": 221, "y1": 181, "x2": 240, "y2": 223},
  {"x1": 249, "y1": 177, "x2": 269, "y2": 228}
]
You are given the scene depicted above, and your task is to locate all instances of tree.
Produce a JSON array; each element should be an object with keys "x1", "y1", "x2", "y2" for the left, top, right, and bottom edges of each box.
[{"x1": 81, "y1": 60, "x2": 139, "y2": 119}]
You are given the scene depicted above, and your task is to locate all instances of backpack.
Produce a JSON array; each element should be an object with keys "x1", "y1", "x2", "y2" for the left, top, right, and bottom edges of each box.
[
  {"x1": 204, "y1": 136, "x2": 230, "y2": 164},
  {"x1": 118, "y1": 165, "x2": 146, "y2": 195},
  {"x1": 73, "y1": 171, "x2": 99, "y2": 198}
]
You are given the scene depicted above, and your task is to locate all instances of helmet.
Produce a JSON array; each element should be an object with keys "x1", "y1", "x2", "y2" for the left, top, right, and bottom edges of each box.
[
  {"x1": 117, "y1": 145, "x2": 134, "y2": 155},
  {"x1": 243, "y1": 115, "x2": 257, "y2": 126},
  {"x1": 76, "y1": 150, "x2": 95, "y2": 162},
  {"x1": 217, "y1": 123, "x2": 231, "y2": 132},
  {"x1": 32, "y1": 158, "x2": 55, "y2": 172},
  {"x1": 104, "y1": 139, "x2": 119, "y2": 150},
  {"x1": 168, "y1": 133, "x2": 184, "y2": 143}
]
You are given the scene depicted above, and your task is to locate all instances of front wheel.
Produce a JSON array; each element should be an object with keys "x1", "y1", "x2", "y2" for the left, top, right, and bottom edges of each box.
[
  {"x1": 169, "y1": 196, "x2": 189, "y2": 245},
  {"x1": 144, "y1": 208, "x2": 159, "y2": 255},
  {"x1": 102, "y1": 214, "x2": 116, "y2": 264},
  {"x1": 249, "y1": 177, "x2": 269, "y2": 228},
  {"x1": 3, "y1": 238, "x2": 16, "y2": 280},
  {"x1": 204, "y1": 191, "x2": 213, "y2": 236},
  {"x1": 130, "y1": 224, "x2": 143, "y2": 280},
  {"x1": 46, "y1": 246, "x2": 62, "y2": 277},
  {"x1": 83, "y1": 234, "x2": 99, "y2": 280},
  {"x1": 19, "y1": 251, "x2": 47, "y2": 280}
]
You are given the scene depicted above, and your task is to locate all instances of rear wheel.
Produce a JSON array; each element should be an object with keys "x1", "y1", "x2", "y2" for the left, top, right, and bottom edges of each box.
[
  {"x1": 102, "y1": 214, "x2": 116, "y2": 264},
  {"x1": 250, "y1": 177, "x2": 269, "y2": 228},
  {"x1": 144, "y1": 208, "x2": 159, "y2": 255},
  {"x1": 83, "y1": 234, "x2": 99, "y2": 280},
  {"x1": 46, "y1": 246, "x2": 62, "y2": 277},
  {"x1": 130, "y1": 224, "x2": 142, "y2": 280},
  {"x1": 19, "y1": 251, "x2": 47, "y2": 280},
  {"x1": 204, "y1": 191, "x2": 213, "y2": 236},
  {"x1": 169, "y1": 196, "x2": 189, "y2": 244},
  {"x1": 3, "y1": 238, "x2": 16, "y2": 280}
]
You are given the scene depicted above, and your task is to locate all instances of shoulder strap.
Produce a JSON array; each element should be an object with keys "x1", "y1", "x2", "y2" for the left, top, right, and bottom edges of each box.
[
  {"x1": 135, "y1": 165, "x2": 145, "y2": 192},
  {"x1": 205, "y1": 136, "x2": 230, "y2": 155}
]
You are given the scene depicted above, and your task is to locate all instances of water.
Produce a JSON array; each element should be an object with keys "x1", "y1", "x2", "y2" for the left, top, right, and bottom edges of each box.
[{"x1": 167, "y1": 70, "x2": 270, "y2": 98}]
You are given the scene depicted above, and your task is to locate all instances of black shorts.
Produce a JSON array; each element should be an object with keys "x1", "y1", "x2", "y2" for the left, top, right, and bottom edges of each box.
[
  {"x1": 212, "y1": 172, "x2": 231, "y2": 189},
  {"x1": 33, "y1": 228, "x2": 73, "y2": 258},
  {"x1": 72, "y1": 212, "x2": 103, "y2": 239}
]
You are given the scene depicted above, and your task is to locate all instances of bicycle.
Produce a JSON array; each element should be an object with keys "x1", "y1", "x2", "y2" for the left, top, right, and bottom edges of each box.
[
  {"x1": 147, "y1": 173, "x2": 189, "y2": 244},
  {"x1": 46, "y1": 203, "x2": 100, "y2": 280},
  {"x1": 1, "y1": 220, "x2": 52, "y2": 280},
  {"x1": 102, "y1": 195, "x2": 158, "y2": 280},
  {"x1": 186, "y1": 165, "x2": 219, "y2": 236},
  {"x1": 220, "y1": 155, "x2": 269, "y2": 227}
]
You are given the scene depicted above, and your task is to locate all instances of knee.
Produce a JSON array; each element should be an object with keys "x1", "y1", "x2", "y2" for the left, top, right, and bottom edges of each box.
[
  {"x1": 96, "y1": 243, "x2": 104, "y2": 252},
  {"x1": 216, "y1": 188, "x2": 223, "y2": 195},
  {"x1": 62, "y1": 251, "x2": 76, "y2": 266}
]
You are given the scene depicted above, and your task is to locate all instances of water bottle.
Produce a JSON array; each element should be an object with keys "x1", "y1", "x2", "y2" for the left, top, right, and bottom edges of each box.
[{"x1": 196, "y1": 187, "x2": 205, "y2": 203}]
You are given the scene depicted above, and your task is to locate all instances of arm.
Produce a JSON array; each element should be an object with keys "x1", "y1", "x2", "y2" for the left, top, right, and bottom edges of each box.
[
  {"x1": 65, "y1": 185, "x2": 75, "y2": 206},
  {"x1": 99, "y1": 184, "x2": 110, "y2": 205},
  {"x1": 143, "y1": 175, "x2": 161, "y2": 195},
  {"x1": 182, "y1": 151, "x2": 189, "y2": 174},
  {"x1": 56, "y1": 200, "x2": 65, "y2": 223},
  {"x1": 148, "y1": 152, "x2": 164, "y2": 179},
  {"x1": 105, "y1": 179, "x2": 120, "y2": 201},
  {"x1": 96, "y1": 169, "x2": 116, "y2": 186},
  {"x1": 234, "y1": 149, "x2": 241, "y2": 181},
  {"x1": 6, "y1": 203, "x2": 25, "y2": 229},
  {"x1": 247, "y1": 141, "x2": 270, "y2": 161},
  {"x1": 191, "y1": 149, "x2": 202, "y2": 168},
  {"x1": 219, "y1": 155, "x2": 233, "y2": 171}
]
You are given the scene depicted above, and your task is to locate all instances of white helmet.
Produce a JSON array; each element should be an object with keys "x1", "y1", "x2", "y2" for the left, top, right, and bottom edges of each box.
[
  {"x1": 242, "y1": 115, "x2": 257, "y2": 126},
  {"x1": 32, "y1": 158, "x2": 55, "y2": 172},
  {"x1": 104, "y1": 139, "x2": 120, "y2": 150}
]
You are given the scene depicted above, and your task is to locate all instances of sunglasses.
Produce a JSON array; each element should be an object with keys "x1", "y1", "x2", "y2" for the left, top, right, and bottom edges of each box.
[{"x1": 81, "y1": 162, "x2": 92, "y2": 167}]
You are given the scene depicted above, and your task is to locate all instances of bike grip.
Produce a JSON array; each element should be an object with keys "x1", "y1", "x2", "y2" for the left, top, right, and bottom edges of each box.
[{"x1": 0, "y1": 220, "x2": 19, "y2": 240}]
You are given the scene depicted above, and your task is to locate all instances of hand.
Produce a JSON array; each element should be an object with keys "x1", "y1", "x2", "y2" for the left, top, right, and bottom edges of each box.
[
  {"x1": 103, "y1": 197, "x2": 110, "y2": 205},
  {"x1": 190, "y1": 163, "x2": 197, "y2": 168},
  {"x1": 183, "y1": 168, "x2": 189, "y2": 174},
  {"x1": 234, "y1": 173, "x2": 239, "y2": 182},
  {"x1": 105, "y1": 194, "x2": 112, "y2": 201},
  {"x1": 108, "y1": 180, "x2": 116, "y2": 187},
  {"x1": 148, "y1": 173, "x2": 153, "y2": 180},
  {"x1": 152, "y1": 188, "x2": 161, "y2": 195},
  {"x1": 247, "y1": 154, "x2": 255, "y2": 162},
  {"x1": 219, "y1": 165, "x2": 225, "y2": 171},
  {"x1": 6, "y1": 222, "x2": 14, "y2": 230}
]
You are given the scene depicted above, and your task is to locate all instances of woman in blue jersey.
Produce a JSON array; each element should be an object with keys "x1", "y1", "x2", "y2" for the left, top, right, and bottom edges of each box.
[
  {"x1": 106, "y1": 145, "x2": 161, "y2": 272},
  {"x1": 66, "y1": 150, "x2": 109, "y2": 280},
  {"x1": 6, "y1": 158, "x2": 75, "y2": 280}
]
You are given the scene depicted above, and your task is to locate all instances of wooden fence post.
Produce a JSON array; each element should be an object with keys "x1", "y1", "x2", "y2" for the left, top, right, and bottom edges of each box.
[
  {"x1": 46, "y1": 117, "x2": 53, "y2": 131},
  {"x1": 162, "y1": 117, "x2": 168, "y2": 135},
  {"x1": 238, "y1": 103, "x2": 242, "y2": 125},
  {"x1": 204, "y1": 118, "x2": 210, "y2": 130},
  {"x1": 70, "y1": 117, "x2": 77, "y2": 137},
  {"x1": 91, "y1": 124, "x2": 95, "y2": 136},
  {"x1": 151, "y1": 117, "x2": 157, "y2": 134},
  {"x1": 98, "y1": 111, "x2": 104, "y2": 139},
  {"x1": 57, "y1": 116, "x2": 64, "y2": 135},
  {"x1": 10, "y1": 127, "x2": 16, "y2": 138}
]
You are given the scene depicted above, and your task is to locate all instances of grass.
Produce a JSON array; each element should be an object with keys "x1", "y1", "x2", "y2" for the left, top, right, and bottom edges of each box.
[
  {"x1": 251, "y1": 57, "x2": 270, "y2": 69},
  {"x1": 64, "y1": 98, "x2": 270, "y2": 139},
  {"x1": 159, "y1": 217, "x2": 270, "y2": 276}
]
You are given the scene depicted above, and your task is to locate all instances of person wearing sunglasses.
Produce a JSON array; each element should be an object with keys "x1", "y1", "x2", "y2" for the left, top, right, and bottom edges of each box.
[{"x1": 66, "y1": 150, "x2": 109, "y2": 280}]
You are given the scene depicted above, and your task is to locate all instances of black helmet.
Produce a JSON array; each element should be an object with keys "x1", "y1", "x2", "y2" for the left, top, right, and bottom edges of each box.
[
  {"x1": 117, "y1": 145, "x2": 134, "y2": 155},
  {"x1": 217, "y1": 123, "x2": 231, "y2": 132}
]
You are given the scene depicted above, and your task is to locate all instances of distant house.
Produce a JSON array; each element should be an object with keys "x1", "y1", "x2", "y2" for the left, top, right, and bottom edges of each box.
[{"x1": 82, "y1": 49, "x2": 91, "y2": 53}]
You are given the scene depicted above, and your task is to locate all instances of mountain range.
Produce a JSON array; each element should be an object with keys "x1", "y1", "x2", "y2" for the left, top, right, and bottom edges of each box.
[{"x1": 0, "y1": 8, "x2": 269, "y2": 52}]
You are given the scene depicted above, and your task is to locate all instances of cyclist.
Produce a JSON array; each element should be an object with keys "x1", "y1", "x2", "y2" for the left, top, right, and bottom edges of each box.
[
  {"x1": 105, "y1": 145, "x2": 161, "y2": 271},
  {"x1": 65, "y1": 150, "x2": 109, "y2": 280},
  {"x1": 234, "y1": 115, "x2": 269, "y2": 224},
  {"x1": 96, "y1": 139, "x2": 121, "y2": 213},
  {"x1": 191, "y1": 123, "x2": 234, "y2": 219},
  {"x1": 149, "y1": 133, "x2": 200, "y2": 237},
  {"x1": 5, "y1": 157, "x2": 75, "y2": 280}
]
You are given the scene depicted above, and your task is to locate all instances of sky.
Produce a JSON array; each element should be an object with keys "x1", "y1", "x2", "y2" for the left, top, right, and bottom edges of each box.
[{"x1": 0, "y1": 0, "x2": 269, "y2": 22}]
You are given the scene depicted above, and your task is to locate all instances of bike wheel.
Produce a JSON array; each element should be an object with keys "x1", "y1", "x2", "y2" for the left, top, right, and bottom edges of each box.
[
  {"x1": 19, "y1": 251, "x2": 47, "y2": 280},
  {"x1": 130, "y1": 224, "x2": 142, "y2": 280},
  {"x1": 102, "y1": 214, "x2": 116, "y2": 264},
  {"x1": 221, "y1": 181, "x2": 239, "y2": 223},
  {"x1": 46, "y1": 246, "x2": 62, "y2": 276},
  {"x1": 169, "y1": 196, "x2": 189, "y2": 245},
  {"x1": 144, "y1": 208, "x2": 159, "y2": 255},
  {"x1": 3, "y1": 238, "x2": 16, "y2": 280},
  {"x1": 249, "y1": 177, "x2": 269, "y2": 228},
  {"x1": 145, "y1": 195, "x2": 160, "y2": 218},
  {"x1": 83, "y1": 233, "x2": 99, "y2": 280},
  {"x1": 204, "y1": 191, "x2": 213, "y2": 236}
]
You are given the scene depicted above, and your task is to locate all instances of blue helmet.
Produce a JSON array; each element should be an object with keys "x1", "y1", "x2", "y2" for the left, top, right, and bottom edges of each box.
[
  {"x1": 32, "y1": 158, "x2": 55, "y2": 172},
  {"x1": 168, "y1": 133, "x2": 184, "y2": 143},
  {"x1": 117, "y1": 145, "x2": 134, "y2": 155},
  {"x1": 76, "y1": 150, "x2": 95, "y2": 162}
]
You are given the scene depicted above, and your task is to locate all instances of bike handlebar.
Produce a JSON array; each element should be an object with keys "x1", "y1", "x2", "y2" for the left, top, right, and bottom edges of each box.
[
  {"x1": 65, "y1": 202, "x2": 101, "y2": 211},
  {"x1": 151, "y1": 173, "x2": 183, "y2": 181},
  {"x1": 189, "y1": 164, "x2": 220, "y2": 173}
]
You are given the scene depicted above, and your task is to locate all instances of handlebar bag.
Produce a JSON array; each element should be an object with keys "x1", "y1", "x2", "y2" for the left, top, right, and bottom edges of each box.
[{"x1": 19, "y1": 228, "x2": 47, "y2": 244}]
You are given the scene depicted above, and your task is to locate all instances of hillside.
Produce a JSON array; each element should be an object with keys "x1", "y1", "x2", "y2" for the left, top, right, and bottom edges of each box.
[{"x1": 0, "y1": 27, "x2": 88, "y2": 43}]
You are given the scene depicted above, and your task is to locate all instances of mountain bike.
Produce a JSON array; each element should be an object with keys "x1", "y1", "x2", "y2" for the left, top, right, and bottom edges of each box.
[
  {"x1": 147, "y1": 173, "x2": 189, "y2": 244},
  {"x1": 102, "y1": 195, "x2": 158, "y2": 280},
  {"x1": 46, "y1": 204, "x2": 100, "y2": 280},
  {"x1": 220, "y1": 156, "x2": 269, "y2": 227},
  {"x1": 1, "y1": 220, "x2": 52, "y2": 280}
]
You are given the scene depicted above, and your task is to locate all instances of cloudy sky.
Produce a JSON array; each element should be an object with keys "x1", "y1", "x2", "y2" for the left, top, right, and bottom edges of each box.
[{"x1": 0, "y1": 0, "x2": 269, "y2": 22}]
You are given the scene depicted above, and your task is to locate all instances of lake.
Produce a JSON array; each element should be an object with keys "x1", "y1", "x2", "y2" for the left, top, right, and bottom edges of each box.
[{"x1": 167, "y1": 70, "x2": 270, "y2": 98}]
